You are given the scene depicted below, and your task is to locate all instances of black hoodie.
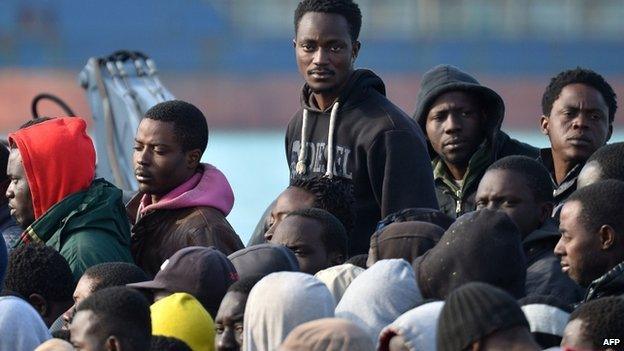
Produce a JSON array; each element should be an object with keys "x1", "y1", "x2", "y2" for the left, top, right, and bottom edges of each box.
[
  {"x1": 413, "y1": 65, "x2": 539, "y2": 218},
  {"x1": 285, "y1": 69, "x2": 438, "y2": 255}
]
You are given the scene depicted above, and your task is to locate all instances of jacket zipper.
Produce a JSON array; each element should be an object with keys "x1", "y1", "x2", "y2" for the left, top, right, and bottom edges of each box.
[{"x1": 455, "y1": 189, "x2": 463, "y2": 216}]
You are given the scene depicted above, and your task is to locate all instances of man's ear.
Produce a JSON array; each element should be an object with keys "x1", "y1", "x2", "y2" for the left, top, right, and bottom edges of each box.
[
  {"x1": 540, "y1": 115, "x2": 550, "y2": 135},
  {"x1": 186, "y1": 149, "x2": 202, "y2": 169},
  {"x1": 351, "y1": 41, "x2": 361, "y2": 62},
  {"x1": 599, "y1": 224, "x2": 617, "y2": 250},
  {"x1": 293, "y1": 38, "x2": 297, "y2": 48},
  {"x1": 606, "y1": 123, "x2": 613, "y2": 142},
  {"x1": 105, "y1": 336, "x2": 122, "y2": 351},
  {"x1": 28, "y1": 293, "x2": 48, "y2": 317}
]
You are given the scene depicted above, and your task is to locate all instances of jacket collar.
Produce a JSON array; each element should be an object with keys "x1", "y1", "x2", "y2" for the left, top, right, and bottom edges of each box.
[
  {"x1": 432, "y1": 140, "x2": 492, "y2": 195},
  {"x1": 584, "y1": 261, "x2": 624, "y2": 302},
  {"x1": 538, "y1": 148, "x2": 583, "y2": 201}
]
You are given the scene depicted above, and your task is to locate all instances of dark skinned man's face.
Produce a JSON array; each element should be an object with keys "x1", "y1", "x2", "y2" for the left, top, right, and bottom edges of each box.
[
  {"x1": 295, "y1": 12, "x2": 360, "y2": 101},
  {"x1": 425, "y1": 91, "x2": 485, "y2": 177},
  {"x1": 541, "y1": 83, "x2": 611, "y2": 166},
  {"x1": 215, "y1": 291, "x2": 248, "y2": 351}
]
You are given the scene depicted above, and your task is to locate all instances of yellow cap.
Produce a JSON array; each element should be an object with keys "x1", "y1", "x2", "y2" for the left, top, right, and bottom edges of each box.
[{"x1": 151, "y1": 292, "x2": 215, "y2": 351}]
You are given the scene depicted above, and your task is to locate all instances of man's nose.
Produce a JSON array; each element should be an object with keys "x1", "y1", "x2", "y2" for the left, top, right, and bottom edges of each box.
[{"x1": 312, "y1": 48, "x2": 329, "y2": 65}]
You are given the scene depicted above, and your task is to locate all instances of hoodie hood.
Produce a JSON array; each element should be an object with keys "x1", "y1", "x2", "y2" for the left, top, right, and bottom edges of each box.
[
  {"x1": 414, "y1": 209, "x2": 527, "y2": 299},
  {"x1": 243, "y1": 272, "x2": 335, "y2": 351},
  {"x1": 280, "y1": 318, "x2": 374, "y2": 351},
  {"x1": 412, "y1": 65, "x2": 505, "y2": 160},
  {"x1": 150, "y1": 292, "x2": 215, "y2": 351},
  {"x1": 8, "y1": 117, "x2": 95, "y2": 220},
  {"x1": 294, "y1": 69, "x2": 386, "y2": 178},
  {"x1": 227, "y1": 243, "x2": 299, "y2": 280},
  {"x1": 0, "y1": 296, "x2": 51, "y2": 351},
  {"x1": 369, "y1": 221, "x2": 445, "y2": 266},
  {"x1": 139, "y1": 163, "x2": 234, "y2": 216},
  {"x1": 378, "y1": 301, "x2": 445, "y2": 351},
  {"x1": 335, "y1": 259, "x2": 423, "y2": 345},
  {"x1": 314, "y1": 263, "x2": 365, "y2": 304}
]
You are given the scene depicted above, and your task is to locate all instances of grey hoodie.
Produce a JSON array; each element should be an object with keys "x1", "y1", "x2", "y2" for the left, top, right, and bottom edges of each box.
[
  {"x1": 243, "y1": 272, "x2": 335, "y2": 351},
  {"x1": 335, "y1": 259, "x2": 423, "y2": 344},
  {"x1": 378, "y1": 301, "x2": 445, "y2": 351},
  {"x1": 0, "y1": 296, "x2": 51, "y2": 350}
]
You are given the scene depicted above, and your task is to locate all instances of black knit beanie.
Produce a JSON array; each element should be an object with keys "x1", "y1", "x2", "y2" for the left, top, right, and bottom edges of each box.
[{"x1": 437, "y1": 282, "x2": 530, "y2": 351}]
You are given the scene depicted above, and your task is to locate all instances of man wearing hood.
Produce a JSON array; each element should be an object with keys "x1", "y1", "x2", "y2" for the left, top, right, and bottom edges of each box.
[
  {"x1": 127, "y1": 100, "x2": 243, "y2": 277},
  {"x1": 6, "y1": 117, "x2": 133, "y2": 281},
  {"x1": 286, "y1": 0, "x2": 438, "y2": 255},
  {"x1": 539, "y1": 68, "x2": 616, "y2": 215},
  {"x1": 413, "y1": 65, "x2": 538, "y2": 218},
  {"x1": 475, "y1": 156, "x2": 584, "y2": 305}
]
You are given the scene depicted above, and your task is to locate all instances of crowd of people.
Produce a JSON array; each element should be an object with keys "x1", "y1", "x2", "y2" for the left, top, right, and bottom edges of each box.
[{"x1": 1, "y1": 0, "x2": 623, "y2": 350}]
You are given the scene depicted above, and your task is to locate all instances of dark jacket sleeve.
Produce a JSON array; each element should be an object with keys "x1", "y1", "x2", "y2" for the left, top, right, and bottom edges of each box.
[{"x1": 367, "y1": 130, "x2": 439, "y2": 217}]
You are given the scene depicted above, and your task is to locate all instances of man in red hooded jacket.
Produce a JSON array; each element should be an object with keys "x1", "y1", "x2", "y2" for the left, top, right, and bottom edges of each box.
[{"x1": 6, "y1": 117, "x2": 133, "y2": 281}]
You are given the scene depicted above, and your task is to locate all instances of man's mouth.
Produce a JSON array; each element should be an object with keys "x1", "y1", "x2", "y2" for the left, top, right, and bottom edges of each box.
[
  {"x1": 567, "y1": 136, "x2": 591, "y2": 146},
  {"x1": 561, "y1": 263, "x2": 570, "y2": 273},
  {"x1": 309, "y1": 70, "x2": 334, "y2": 79},
  {"x1": 135, "y1": 171, "x2": 153, "y2": 182},
  {"x1": 443, "y1": 139, "x2": 467, "y2": 150}
]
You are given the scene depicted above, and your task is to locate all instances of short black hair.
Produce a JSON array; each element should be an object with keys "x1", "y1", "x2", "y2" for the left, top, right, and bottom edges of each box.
[
  {"x1": 567, "y1": 180, "x2": 624, "y2": 234},
  {"x1": 76, "y1": 286, "x2": 152, "y2": 350},
  {"x1": 227, "y1": 274, "x2": 264, "y2": 295},
  {"x1": 294, "y1": 0, "x2": 362, "y2": 42},
  {"x1": 585, "y1": 142, "x2": 624, "y2": 183},
  {"x1": 83, "y1": 262, "x2": 149, "y2": 291},
  {"x1": 287, "y1": 207, "x2": 348, "y2": 258},
  {"x1": 541, "y1": 67, "x2": 617, "y2": 123},
  {"x1": 150, "y1": 335, "x2": 192, "y2": 351},
  {"x1": 568, "y1": 297, "x2": 624, "y2": 351},
  {"x1": 345, "y1": 254, "x2": 368, "y2": 269},
  {"x1": 4, "y1": 244, "x2": 74, "y2": 302},
  {"x1": 376, "y1": 207, "x2": 455, "y2": 232},
  {"x1": 486, "y1": 155, "x2": 555, "y2": 203},
  {"x1": 144, "y1": 100, "x2": 209, "y2": 153},
  {"x1": 290, "y1": 175, "x2": 355, "y2": 236},
  {"x1": 19, "y1": 116, "x2": 53, "y2": 130}
]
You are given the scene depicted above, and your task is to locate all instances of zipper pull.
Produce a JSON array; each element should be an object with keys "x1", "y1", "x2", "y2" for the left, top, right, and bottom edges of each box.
[{"x1": 455, "y1": 189, "x2": 463, "y2": 216}]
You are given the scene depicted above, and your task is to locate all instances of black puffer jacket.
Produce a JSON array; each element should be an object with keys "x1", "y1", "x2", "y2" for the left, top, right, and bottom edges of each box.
[
  {"x1": 523, "y1": 219, "x2": 585, "y2": 306},
  {"x1": 413, "y1": 65, "x2": 538, "y2": 218},
  {"x1": 583, "y1": 261, "x2": 624, "y2": 303}
]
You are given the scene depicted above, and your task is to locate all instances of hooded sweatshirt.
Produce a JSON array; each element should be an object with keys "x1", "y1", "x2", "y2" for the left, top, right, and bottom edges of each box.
[
  {"x1": 279, "y1": 318, "x2": 374, "y2": 351},
  {"x1": 368, "y1": 221, "x2": 445, "y2": 266},
  {"x1": 228, "y1": 243, "x2": 299, "y2": 280},
  {"x1": 9, "y1": 117, "x2": 133, "y2": 280},
  {"x1": 314, "y1": 263, "x2": 365, "y2": 304},
  {"x1": 377, "y1": 301, "x2": 445, "y2": 351},
  {"x1": 243, "y1": 272, "x2": 335, "y2": 351},
  {"x1": 286, "y1": 69, "x2": 438, "y2": 255},
  {"x1": 335, "y1": 259, "x2": 423, "y2": 344},
  {"x1": 413, "y1": 65, "x2": 539, "y2": 218},
  {"x1": 151, "y1": 292, "x2": 215, "y2": 351},
  {"x1": 523, "y1": 219, "x2": 585, "y2": 305},
  {"x1": 413, "y1": 209, "x2": 527, "y2": 299},
  {"x1": 0, "y1": 296, "x2": 51, "y2": 351},
  {"x1": 128, "y1": 163, "x2": 243, "y2": 277}
]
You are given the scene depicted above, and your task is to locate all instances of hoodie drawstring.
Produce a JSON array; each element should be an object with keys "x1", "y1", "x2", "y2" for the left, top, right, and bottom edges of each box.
[
  {"x1": 295, "y1": 102, "x2": 340, "y2": 178},
  {"x1": 324, "y1": 101, "x2": 339, "y2": 178},
  {"x1": 295, "y1": 109, "x2": 309, "y2": 175}
]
